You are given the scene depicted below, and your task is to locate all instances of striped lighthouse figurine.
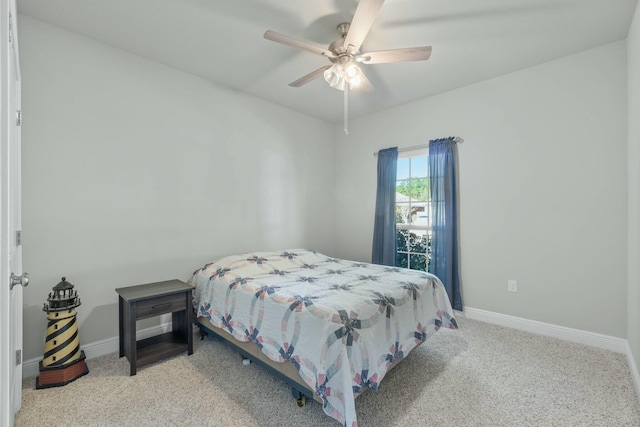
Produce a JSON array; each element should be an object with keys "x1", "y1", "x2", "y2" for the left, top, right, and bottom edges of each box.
[{"x1": 36, "y1": 277, "x2": 89, "y2": 389}]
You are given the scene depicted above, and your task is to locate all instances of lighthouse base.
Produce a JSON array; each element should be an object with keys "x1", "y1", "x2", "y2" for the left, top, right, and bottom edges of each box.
[{"x1": 36, "y1": 350, "x2": 89, "y2": 389}]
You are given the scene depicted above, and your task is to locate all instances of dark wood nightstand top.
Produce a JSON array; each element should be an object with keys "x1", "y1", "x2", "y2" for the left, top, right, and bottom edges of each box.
[{"x1": 115, "y1": 279, "x2": 192, "y2": 302}]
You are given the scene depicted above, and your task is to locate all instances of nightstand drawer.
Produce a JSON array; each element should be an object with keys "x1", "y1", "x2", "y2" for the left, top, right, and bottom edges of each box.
[{"x1": 136, "y1": 293, "x2": 186, "y2": 319}]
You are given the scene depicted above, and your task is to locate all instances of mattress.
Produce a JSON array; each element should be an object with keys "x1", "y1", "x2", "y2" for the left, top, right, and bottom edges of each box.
[{"x1": 189, "y1": 249, "x2": 457, "y2": 426}]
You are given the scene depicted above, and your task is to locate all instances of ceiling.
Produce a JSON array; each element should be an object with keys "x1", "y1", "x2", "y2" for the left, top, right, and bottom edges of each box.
[{"x1": 17, "y1": 0, "x2": 638, "y2": 124}]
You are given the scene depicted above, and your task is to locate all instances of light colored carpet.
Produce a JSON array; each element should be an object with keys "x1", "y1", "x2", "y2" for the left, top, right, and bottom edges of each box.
[{"x1": 16, "y1": 317, "x2": 640, "y2": 427}]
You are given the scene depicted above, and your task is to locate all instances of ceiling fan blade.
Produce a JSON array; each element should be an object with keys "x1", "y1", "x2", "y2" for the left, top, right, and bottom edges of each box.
[
  {"x1": 360, "y1": 46, "x2": 432, "y2": 64},
  {"x1": 264, "y1": 30, "x2": 334, "y2": 58},
  {"x1": 343, "y1": 0, "x2": 385, "y2": 54},
  {"x1": 289, "y1": 65, "x2": 332, "y2": 87}
]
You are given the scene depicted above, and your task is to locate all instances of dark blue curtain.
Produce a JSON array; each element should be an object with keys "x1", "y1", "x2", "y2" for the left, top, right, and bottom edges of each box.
[
  {"x1": 429, "y1": 138, "x2": 463, "y2": 311},
  {"x1": 372, "y1": 147, "x2": 398, "y2": 266}
]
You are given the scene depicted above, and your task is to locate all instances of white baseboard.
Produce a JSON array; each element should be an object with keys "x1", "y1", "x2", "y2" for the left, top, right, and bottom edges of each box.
[
  {"x1": 23, "y1": 322, "x2": 171, "y2": 379},
  {"x1": 627, "y1": 342, "x2": 640, "y2": 402},
  {"x1": 463, "y1": 307, "x2": 628, "y2": 354}
]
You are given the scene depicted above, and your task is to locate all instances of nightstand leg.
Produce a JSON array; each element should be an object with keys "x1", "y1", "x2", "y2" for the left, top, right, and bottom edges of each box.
[
  {"x1": 129, "y1": 301, "x2": 137, "y2": 376},
  {"x1": 118, "y1": 296, "x2": 124, "y2": 357},
  {"x1": 187, "y1": 290, "x2": 193, "y2": 355}
]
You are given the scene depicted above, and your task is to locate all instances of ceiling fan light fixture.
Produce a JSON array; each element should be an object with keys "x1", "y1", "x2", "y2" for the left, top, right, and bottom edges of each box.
[
  {"x1": 324, "y1": 58, "x2": 362, "y2": 91},
  {"x1": 324, "y1": 62, "x2": 346, "y2": 90},
  {"x1": 345, "y1": 63, "x2": 358, "y2": 79},
  {"x1": 349, "y1": 74, "x2": 362, "y2": 88},
  {"x1": 346, "y1": 64, "x2": 363, "y2": 87}
]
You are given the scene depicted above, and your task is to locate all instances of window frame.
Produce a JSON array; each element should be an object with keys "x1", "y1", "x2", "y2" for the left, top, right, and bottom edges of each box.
[{"x1": 395, "y1": 149, "x2": 431, "y2": 272}]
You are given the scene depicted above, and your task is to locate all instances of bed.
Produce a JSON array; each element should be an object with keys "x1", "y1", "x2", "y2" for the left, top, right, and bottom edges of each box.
[{"x1": 189, "y1": 249, "x2": 457, "y2": 427}]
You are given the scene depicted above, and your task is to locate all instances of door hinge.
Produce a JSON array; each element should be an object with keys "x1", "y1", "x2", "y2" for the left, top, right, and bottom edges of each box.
[
  {"x1": 16, "y1": 230, "x2": 21, "y2": 246},
  {"x1": 16, "y1": 349, "x2": 21, "y2": 366},
  {"x1": 16, "y1": 110, "x2": 22, "y2": 127}
]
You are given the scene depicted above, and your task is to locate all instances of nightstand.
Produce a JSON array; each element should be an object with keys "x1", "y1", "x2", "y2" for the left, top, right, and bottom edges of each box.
[{"x1": 116, "y1": 279, "x2": 193, "y2": 375}]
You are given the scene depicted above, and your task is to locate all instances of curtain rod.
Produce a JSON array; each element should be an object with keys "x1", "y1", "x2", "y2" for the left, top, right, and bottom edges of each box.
[{"x1": 373, "y1": 136, "x2": 464, "y2": 157}]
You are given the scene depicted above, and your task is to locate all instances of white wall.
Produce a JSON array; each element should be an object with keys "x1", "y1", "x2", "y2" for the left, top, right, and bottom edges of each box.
[
  {"x1": 628, "y1": 4, "x2": 640, "y2": 380},
  {"x1": 334, "y1": 41, "x2": 628, "y2": 337},
  {"x1": 18, "y1": 16, "x2": 336, "y2": 362}
]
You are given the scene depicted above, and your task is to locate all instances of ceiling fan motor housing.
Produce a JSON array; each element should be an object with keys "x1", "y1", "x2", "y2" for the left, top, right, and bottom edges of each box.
[{"x1": 328, "y1": 22, "x2": 354, "y2": 60}]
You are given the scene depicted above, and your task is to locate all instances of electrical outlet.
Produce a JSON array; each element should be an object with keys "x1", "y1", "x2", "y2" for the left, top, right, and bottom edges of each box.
[{"x1": 508, "y1": 280, "x2": 518, "y2": 293}]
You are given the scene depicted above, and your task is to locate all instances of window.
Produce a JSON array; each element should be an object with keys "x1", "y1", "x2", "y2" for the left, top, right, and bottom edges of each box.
[{"x1": 396, "y1": 153, "x2": 431, "y2": 271}]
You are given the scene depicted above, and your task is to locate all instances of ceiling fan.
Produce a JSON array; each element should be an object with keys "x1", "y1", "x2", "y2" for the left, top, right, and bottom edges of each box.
[{"x1": 263, "y1": 0, "x2": 432, "y2": 93}]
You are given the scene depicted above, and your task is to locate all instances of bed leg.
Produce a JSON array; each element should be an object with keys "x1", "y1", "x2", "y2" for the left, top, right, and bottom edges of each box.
[
  {"x1": 291, "y1": 388, "x2": 306, "y2": 407},
  {"x1": 296, "y1": 395, "x2": 306, "y2": 407},
  {"x1": 199, "y1": 327, "x2": 206, "y2": 341}
]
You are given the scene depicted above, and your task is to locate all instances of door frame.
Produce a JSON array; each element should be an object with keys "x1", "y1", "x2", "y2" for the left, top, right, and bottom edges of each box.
[{"x1": 1, "y1": 1, "x2": 22, "y2": 426}]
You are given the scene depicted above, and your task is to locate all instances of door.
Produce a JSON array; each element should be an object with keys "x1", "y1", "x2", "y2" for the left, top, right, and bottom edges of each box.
[{"x1": 1, "y1": 2, "x2": 23, "y2": 427}]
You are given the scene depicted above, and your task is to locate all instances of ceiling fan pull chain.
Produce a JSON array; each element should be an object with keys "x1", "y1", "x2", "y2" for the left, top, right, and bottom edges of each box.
[{"x1": 344, "y1": 83, "x2": 349, "y2": 135}]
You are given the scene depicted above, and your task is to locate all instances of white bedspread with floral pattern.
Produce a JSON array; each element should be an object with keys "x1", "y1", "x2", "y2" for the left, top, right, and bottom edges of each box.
[{"x1": 190, "y1": 249, "x2": 457, "y2": 427}]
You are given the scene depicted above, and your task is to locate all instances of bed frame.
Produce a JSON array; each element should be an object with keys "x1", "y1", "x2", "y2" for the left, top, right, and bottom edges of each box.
[
  {"x1": 195, "y1": 317, "x2": 321, "y2": 406},
  {"x1": 194, "y1": 316, "x2": 417, "y2": 408}
]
